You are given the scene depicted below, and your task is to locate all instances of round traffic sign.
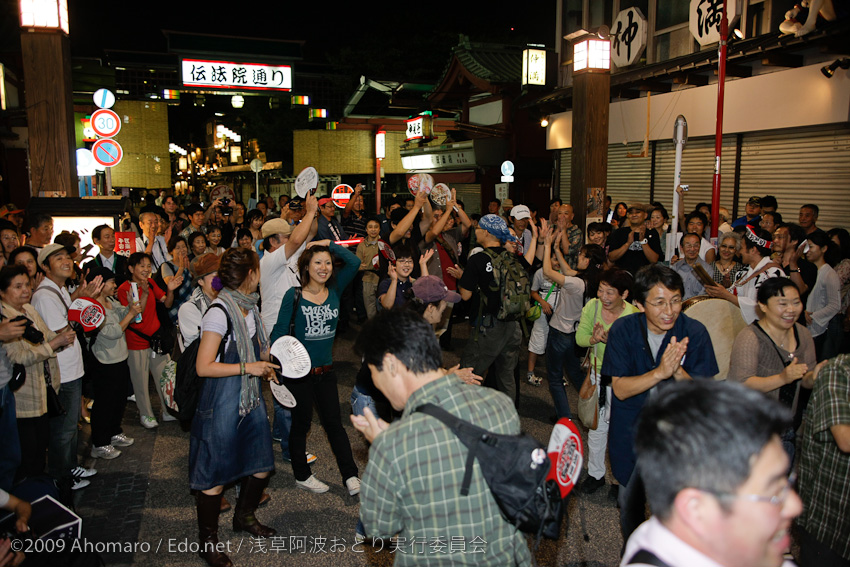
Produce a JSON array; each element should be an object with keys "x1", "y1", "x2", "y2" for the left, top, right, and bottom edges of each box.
[
  {"x1": 250, "y1": 159, "x2": 264, "y2": 173},
  {"x1": 93, "y1": 88, "x2": 116, "y2": 109},
  {"x1": 91, "y1": 139, "x2": 123, "y2": 167},
  {"x1": 500, "y1": 160, "x2": 515, "y2": 176},
  {"x1": 331, "y1": 184, "x2": 354, "y2": 208},
  {"x1": 90, "y1": 109, "x2": 121, "y2": 138}
]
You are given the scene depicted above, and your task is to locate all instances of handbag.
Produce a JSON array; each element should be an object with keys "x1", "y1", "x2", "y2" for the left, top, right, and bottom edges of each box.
[
  {"x1": 127, "y1": 325, "x2": 173, "y2": 356},
  {"x1": 577, "y1": 301, "x2": 600, "y2": 430},
  {"x1": 43, "y1": 361, "x2": 65, "y2": 418},
  {"x1": 526, "y1": 283, "x2": 555, "y2": 322}
]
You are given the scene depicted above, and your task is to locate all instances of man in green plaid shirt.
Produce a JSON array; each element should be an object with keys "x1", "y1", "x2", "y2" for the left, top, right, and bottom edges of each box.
[
  {"x1": 353, "y1": 309, "x2": 532, "y2": 566},
  {"x1": 798, "y1": 354, "x2": 850, "y2": 567}
]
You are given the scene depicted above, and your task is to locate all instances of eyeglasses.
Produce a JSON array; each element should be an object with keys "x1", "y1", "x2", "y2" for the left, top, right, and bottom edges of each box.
[
  {"x1": 396, "y1": 258, "x2": 414, "y2": 265},
  {"x1": 710, "y1": 472, "x2": 797, "y2": 507},
  {"x1": 645, "y1": 298, "x2": 682, "y2": 310}
]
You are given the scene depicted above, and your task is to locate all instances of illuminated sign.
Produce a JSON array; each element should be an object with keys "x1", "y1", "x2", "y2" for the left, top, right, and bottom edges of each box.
[
  {"x1": 522, "y1": 49, "x2": 546, "y2": 86},
  {"x1": 405, "y1": 115, "x2": 434, "y2": 142},
  {"x1": 375, "y1": 130, "x2": 386, "y2": 159},
  {"x1": 20, "y1": 0, "x2": 69, "y2": 34},
  {"x1": 291, "y1": 95, "x2": 310, "y2": 105},
  {"x1": 181, "y1": 59, "x2": 292, "y2": 91},
  {"x1": 401, "y1": 150, "x2": 474, "y2": 170},
  {"x1": 573, "y1": 39, "x2": 610, "y2": 73}
]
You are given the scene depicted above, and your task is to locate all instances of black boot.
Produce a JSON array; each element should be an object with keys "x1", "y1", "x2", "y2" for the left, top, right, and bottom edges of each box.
[
  {"x1": 232, "y1": 475, "x2": 276, "y2": 537},
  {"x1": 196, "y1": 492, "x2": 233, "y2": 567}
]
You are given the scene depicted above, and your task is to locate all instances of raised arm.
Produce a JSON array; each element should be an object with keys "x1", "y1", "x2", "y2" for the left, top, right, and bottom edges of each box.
[{"x1": 389, "y1": 190, "x2": 427, "y2": 244}]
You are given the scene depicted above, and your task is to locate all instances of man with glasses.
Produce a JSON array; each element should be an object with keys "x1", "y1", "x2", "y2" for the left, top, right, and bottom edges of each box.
[
  {"x1": 316, "y1": 197, "x2": 348, "y2": 243},
  {"x1": 622, "y1": 380, "x2": 801, "y2": 567},
  {"x1": 602, "y1": 264, "x2": 718, "y2": 541}
]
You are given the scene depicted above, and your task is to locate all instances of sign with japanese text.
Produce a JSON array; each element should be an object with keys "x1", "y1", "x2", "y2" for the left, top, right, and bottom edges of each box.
[
  {"x1": 522, "y1": 49, "x2": 546, "y2": 86},
  {"x1": 181, "y1": 59, "x2": 292, "y2": 91},
  {"x1": 611, "y1": 7, "x2": 648, "y2": 67},
  {"x1": 405, "y1": 115, "x2": 434, "y2": 142},
  {"x1": 114, "y1": 232, "x2": 137, "y2": 257},
  {"x1": 400, "y1": 150, "x2": 475, "y2": 171},
  {"x1": 689, "y1": 0, "x2": 739, "y2": 46},
  {"x1": 331, "y1": 184, "x2": 354, "y2": 208}
]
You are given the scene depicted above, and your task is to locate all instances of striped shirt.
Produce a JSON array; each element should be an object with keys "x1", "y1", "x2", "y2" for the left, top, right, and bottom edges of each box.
[{"x1": 360, "y1": 373, "x2": 532, "y2": 566}]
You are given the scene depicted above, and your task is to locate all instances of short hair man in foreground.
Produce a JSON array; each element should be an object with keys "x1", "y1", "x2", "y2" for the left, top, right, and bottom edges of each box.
[
  {"x1": 622, "y1": 380, "x2": 801, "y2": 567},
  {"x1": 353, "y1": 309, "x2": 531, "y2": 566}
]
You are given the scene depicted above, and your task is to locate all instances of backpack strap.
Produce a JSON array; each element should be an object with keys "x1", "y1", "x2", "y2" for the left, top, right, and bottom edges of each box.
[
  {"x1": 626, "y1": 549, "x2": 673, "y2": 567},
  {"x1": 415, "y1": 403, "x2": 489, "y2": 496},
  {"x1": 206, "y1": 303, "x2": 232, "y2": 359}
]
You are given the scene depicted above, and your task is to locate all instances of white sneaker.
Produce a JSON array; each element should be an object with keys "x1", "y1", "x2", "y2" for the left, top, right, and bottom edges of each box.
[
  {"x1": 110, "y1": 433, "x2": 134, "y2": 447},
  {"x1": 127, "y1": 394, "x2": 136, "y2": 402},
  {"x1": 160, "y1": 412, "x2": 177, "y2": 423},
  {"x1": 71, "y1": 477, "x2": 90, "y2": 490},
  {"x1": 296, "y1": 475, "x2": 329, "y2": 493},
  {"x1": 346, "y1": 476, "x2": 361, "y2": 496},
  {"x1": 140, "y1": 416, "x2": 159, "y2": 429},
  {"x1": 91, "y1": 445, "x2": 121, "y2": 459},
  {"x1": 71, "y1": 466, "x2": 97, "y2": 478}
]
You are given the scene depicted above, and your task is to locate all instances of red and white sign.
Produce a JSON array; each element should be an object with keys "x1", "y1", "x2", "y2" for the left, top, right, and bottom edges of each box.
[
  {"x1": 68, "y1": 297, "x2": 106, "y2": 332},
  {"x1": 547, "y1": 418, "x2": 584, "y2": 497},
  {"x1": 90, "y1": 109, "x2": 121, "y2": 138},
  {"x1": 331, "y1": 184, "x2": 354, "y2": 209},
  {"x1": 91, "y1": 139, "x2": 123, "y2": 167},
  {"x1": 209, "y1": 184, "x2": 236, "y2": 202},
  {"x1": 114, "y1": 232, "x2": 137, "y2": 257}
]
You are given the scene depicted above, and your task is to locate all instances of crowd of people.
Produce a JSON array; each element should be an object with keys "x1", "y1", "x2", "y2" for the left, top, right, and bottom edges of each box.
[{"x1": 0, "y1": 185, "x2": 848, "y2": 567}]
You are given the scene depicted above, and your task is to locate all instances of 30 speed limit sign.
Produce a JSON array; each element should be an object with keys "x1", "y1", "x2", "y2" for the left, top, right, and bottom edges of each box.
[{"x1": 90, "y1": 109, "x2": 121, "y2": 138}]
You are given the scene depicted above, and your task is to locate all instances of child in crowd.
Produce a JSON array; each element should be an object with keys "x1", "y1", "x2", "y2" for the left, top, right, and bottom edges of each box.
[
  {"x1": 356, "y1": 219, "x2": 381, "y2": 320},
  {"x1": 527, "y1": 252, "x2": 560, "y2": 385}
]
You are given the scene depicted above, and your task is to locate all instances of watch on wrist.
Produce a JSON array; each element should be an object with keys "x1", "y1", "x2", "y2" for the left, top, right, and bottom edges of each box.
[{"x1": 788, "y1": 268, "x2": 801, "y2": 273}]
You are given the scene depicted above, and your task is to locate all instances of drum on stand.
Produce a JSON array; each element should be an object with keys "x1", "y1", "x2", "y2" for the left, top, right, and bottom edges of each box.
[{"x1": 682, "y1": 296, "x2": 747, "y2": 380}]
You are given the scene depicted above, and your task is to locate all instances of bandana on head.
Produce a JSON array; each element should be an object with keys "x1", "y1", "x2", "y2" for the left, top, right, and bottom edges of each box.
[
  {"x1": 745, "y1": 226, "x2": 771, "y2": 249},
  {"x1": 478, "y1": 214, "x2": 517, "y2": 244}
]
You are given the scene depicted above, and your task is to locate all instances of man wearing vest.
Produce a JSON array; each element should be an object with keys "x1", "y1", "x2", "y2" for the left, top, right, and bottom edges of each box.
[{"x1": 458, "y1": 214, "x2": 531, "y2": 404}]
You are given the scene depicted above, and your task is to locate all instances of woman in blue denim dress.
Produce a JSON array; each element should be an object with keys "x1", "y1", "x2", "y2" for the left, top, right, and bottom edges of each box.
[{"x1": 190, "y1": 247, "x2": 279, "y2": 567}]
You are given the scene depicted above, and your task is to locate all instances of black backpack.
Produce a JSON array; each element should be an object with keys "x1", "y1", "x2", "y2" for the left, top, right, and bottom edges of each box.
[
  {"x1": 415, "y1": 403, "x2": 565, "y2": 543},
  {"x1": 173, "y1": 304, "x2": 230, "y2": 421}
]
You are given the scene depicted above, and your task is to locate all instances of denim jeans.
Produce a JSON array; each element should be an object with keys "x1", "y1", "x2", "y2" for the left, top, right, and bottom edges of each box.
[
  {"x1": 545, "y1": 328, "x2": 584, "y2": 419},
  {"x1": 0, "y1": 383, "x2": 21, "y2": 491},
  {"x1": 272, "y1": 399, "x2": 292, "y2": 457},
  {"x1": 350, "y1": 384, "x2": 377, "y2": 418},
  {"x1": 48, "y1": 378, "x2": 82, "y2": 480}
]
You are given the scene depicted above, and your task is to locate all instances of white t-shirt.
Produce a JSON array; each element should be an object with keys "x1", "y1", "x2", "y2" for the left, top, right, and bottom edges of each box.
[
  {"x1": 260, "y1": 240, "x2": 306, "y2": 332},
  {"x1": 549, "y1": 276, "x2": 585, "y2": 334},
  {"x1": 531, "y1": 269, "x2": 560, "y2": 309},
  {"x1": 202, "y1": 300, "x2": 255, "y2": 362},
  {"x1": 31, "y1": 279, "x2": 84, "y2": 383}
]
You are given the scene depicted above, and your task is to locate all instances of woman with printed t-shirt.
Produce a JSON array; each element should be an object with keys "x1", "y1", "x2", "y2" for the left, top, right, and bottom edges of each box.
[
  {"x1": 117, "y1": 252, "x2": 184, "y2": 429},
  {"x1": 271, "y1": 239, "x2": 361, "y2": 495}
]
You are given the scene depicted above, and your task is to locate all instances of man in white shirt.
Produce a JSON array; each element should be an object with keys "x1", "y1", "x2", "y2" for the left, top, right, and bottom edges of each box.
[
  {"x1": 622, "y1": 381, "x2": 800, "y2": 567},
  {"x1": 135, "y1": 211, "x2": 169, "y2": 271},
  {"x1": 259, "y1": 195, "x2": 318, "y2": 464},
  {"x1": 32, "y1": 244, "x2": 102, "y2": 490}
]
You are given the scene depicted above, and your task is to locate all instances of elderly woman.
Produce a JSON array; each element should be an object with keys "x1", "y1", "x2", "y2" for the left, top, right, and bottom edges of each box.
[
  {"x1": 0, "y1": 265, "x2": 75, "y2": 481},
  {"x1": 160, "y1": 236, "x2": 193, "y2": 325},
  {"x1": 712, "y1": 231, "x2": 745, "y2": 288}
]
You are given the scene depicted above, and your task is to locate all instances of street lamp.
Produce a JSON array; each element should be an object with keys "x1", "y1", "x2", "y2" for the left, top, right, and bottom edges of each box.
[
  {"x1": 231, "y1": 95, "x2": 244, "y2": 109},
  {"x1": 572, "y1": 38, "x2": 610, "y2": 73},
  {"x1": 19, "y1": 0, "x2": 69, "y2": 34}
]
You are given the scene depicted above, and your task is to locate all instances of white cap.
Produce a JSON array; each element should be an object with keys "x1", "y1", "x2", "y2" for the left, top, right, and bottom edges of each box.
[{"x1": 510, "y1": 205, "x2": 531, "y2": 220}]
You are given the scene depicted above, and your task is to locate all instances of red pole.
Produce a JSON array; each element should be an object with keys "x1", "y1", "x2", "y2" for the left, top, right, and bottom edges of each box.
[{"x1": 710, "y1": 1, "x2": 728, "y2": 239}]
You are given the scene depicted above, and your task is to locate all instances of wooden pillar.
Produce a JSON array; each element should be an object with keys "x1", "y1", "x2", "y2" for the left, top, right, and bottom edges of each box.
[
  {"x1": 21, "y1": 31, "x2": 77, "y2": 197},
  {"x1": 570, "y1": 71, "x2": 610, "y2": 233}
]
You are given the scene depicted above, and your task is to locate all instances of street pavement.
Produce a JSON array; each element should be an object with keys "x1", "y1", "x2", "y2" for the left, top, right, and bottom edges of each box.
[{"x1": 73, "y1": 320, "x2": 624, "y2": 567}]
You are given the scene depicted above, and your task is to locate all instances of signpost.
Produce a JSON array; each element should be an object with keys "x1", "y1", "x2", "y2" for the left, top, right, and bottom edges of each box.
[
  {"x1": 91, "y1": 139, "x2": 123, "y2": 168},
  {"x1": 250, "y1": 158, "x2": 264, "y2": 204},
  {"x1": 90, "y1": 108, "x2": 121, "y2": 138}
]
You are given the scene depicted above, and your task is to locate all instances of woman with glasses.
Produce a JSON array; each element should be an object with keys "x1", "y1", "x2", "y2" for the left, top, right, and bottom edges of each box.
[{"x1": 712, "y1": 232, "x2": 746, "y2": 288}]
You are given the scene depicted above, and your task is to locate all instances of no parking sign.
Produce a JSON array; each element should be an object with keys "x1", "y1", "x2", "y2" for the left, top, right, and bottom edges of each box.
[{"x1": 91, "y1": 139, "x2": 123, "y2": 168}]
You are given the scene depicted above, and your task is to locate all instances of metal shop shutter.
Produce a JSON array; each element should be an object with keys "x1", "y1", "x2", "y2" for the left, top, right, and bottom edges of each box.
[
  {"x1": 606, "y1": 141, "x2": 653, "y2": 207},
  {"x1": 559, "y1": 149, "x2": 571, "y2": 204},
  {"x1": 653, "y1": 136, "x2": 737, "y2": 219},
  {"x1": 453, "y1": 184, "x2": 483, "y2": 215},
  {"x1": 738, "y1": 127, "x2": 850, "y2": 231}
]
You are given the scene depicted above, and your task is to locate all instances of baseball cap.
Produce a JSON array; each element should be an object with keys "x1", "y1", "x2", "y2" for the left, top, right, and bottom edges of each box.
[
  {"x1": 85, "y1": 266, "x2": 117, "y2": 283},
  {"x1": 627, "y1": 203, "x2": 650, "y2": 214},
  {"x1": 189, "y1": 253, "x2": 221, "y2": 281},
  {"x1": 747, "y1": 196, "x2": 761, "y2": 205},
  {"x1": 261, "y1": 218, "x2": 293, "y2": 238},
  {"x1": 510, "y1": 205, "x2": 531, "y2": 220},
  {"x1": 0, "y1": 203, "x2": 23, "y2": 218},
  {"x1": 412, "y1": 275, "x2": 461, "y2": 304},
  {"x1": 37, "y1": 243, "x2": 75, "y2": 266},
  {"x1": 318, "y1": 197, "x2": 334, "y2": 207},
  {"x1": 287, "y1": 197, "x2": 304, "y2": 210}
]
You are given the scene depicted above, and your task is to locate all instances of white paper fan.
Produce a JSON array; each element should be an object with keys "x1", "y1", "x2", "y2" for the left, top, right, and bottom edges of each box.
[
  {"x1": 270, "y1": 336, "x2": 312, "y2": 378},
  {"x1": 270, "y1": 381, "x2": 296, "y2": 408}
]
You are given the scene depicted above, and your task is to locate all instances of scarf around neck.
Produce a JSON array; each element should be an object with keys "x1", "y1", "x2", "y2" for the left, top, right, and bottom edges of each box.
[{"x1": 218, "y1": 288, "x2": 270, "y2": 417}]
